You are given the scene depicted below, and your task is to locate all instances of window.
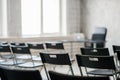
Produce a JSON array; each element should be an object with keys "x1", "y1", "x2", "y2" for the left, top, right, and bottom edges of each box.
[
  {"x1": 21, "y1": 0, "x2": 65, "y2": 36},
  {"x1": 21, "y1": 0, "x2": 41, "y2": 36},
  {"x1": 43, "y1": 0, "x2": 60, "y2": 33}
]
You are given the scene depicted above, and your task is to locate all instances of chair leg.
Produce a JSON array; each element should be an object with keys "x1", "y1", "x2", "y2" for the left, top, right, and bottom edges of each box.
[
  {"x1": 32, "y1": 59, "x2": 35, "y2": 67},
  {"x1": 43, "y1": 65, "x2": 50, "y2": 80},
  {"x1": 113, "y1": 75, "x2": 116, "y2": 80},
  {"x1": 85, "y1": 67, "x2": 89, "y2": 76},
  {"x1": 70, "y1": 66, "x2": 74, "y2": 75},
  {"x1": 79, "y1": 67, "x2": 83, "y2": 76},
  {"x1": 66, "y1": 66, "x2": 74, "y2": 75},
  {"x1": 52, "y1": 65, "x2": 56, "y2": 70}
]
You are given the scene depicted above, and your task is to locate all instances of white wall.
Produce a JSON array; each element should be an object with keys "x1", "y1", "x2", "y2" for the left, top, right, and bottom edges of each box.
[
  {"x1": 0, "y1": 0, "x2": 2, "y2": 36},
  {"x1": 7, "y1": 0, "x2": 21, "y2": 36},
  {"x1": 81, "y1": 0, "x2": 120, "y2": 50},
  {"x1": 66, "y1": 0, "x2": 81, "y2": 34}
]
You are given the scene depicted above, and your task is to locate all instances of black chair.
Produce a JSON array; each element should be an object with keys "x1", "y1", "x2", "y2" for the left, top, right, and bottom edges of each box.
[
  {"x1": 27, "y1": 43, "x2": 44, "y2": 50},
  {"x1": 0, "y1": 45, "x2": 13, "y2": 58},
  {"x1": 49, "y1": 71, "x2": 110, "y2": 80},
  {"x1": 2, "y1": 67, "x2": 42, "y2": 80},
  {"x1": 0, "y1": 66, "x2": 8, "y2": 80},
  {"x1": 113, "y1": 45, "x2": 120, "y2": 53},
  {"x1": 117, "y1": 78, "x2": 120, "y2": 80},
  {"x1": 27, "y1": 43, "x2": 45, "y2": 61},
  {"x1": 45, "y1": 41, "x2": 74, "y2": 62},
  {"x1": 0, "y1": 45, "x2": 15, "y2": 66},
  {"x1": 0, "y1": 42, "x2": 8, "y2": 45},
  {"x1": 112, "y1": 45, "x2": 120, "y2": 65},
  {"x1": 11, "y1": 46, "x2": 43, "y2": 68},
  {"x1": 85, "y1": 27, "x2": 107, "y2": 48},
  {"x1": 80, "y1": 48, "x2": 110, "y2": 77},
  {"x1": 10, "y1": 42, "x2": 26, "y2": 46},
  {"x1": 80, "y1": 48, "x2": 110, "y2": 56},
  {"x1": 45, "y1": 41, "x2": 65, "y2": 52},
  {"x1": 114, "y1": 50, "x2": 120, "y2": 66},
  {"x1": 40, "y1": 52, "x2": 74, "y2": 80},
  {"x1": 76, "y1": 55, "x2": 118, "y2": 79}
]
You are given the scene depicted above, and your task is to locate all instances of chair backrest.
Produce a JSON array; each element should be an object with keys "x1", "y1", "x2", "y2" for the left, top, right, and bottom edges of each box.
[
  {"x1": 11, "y1": 46, "x2": 31, "y2": 54},
  {"x1": 0, "y1": 42, "x2": 8, "y2": 45},
  {"x1": 27, "y1": 43, "x2": 44, "y2": 49},
  {"x1": 40, "y1": 52, "x2": 74, "y2": 80},
  {"x1": 76, "y1": 55, "x2": 116, "y2": 70},
  {"x1": 94, "y1": 27, "x2": 107, "y2": 34},
  {"x1": 3, "y1": 67, "x2": 42, "y2": 80},
  {"x1": 45, "y1": 42, "x2": 64, "y2": 50},
  {"x1": 49, "y1": 71, "x2": 110, "y2": 80},
  {"x1": 10, "y1": 42, "x2": 26, "y2": 46},
  {"x1": 0, "y1": 45, "x2": 15, "y2": 66},
  {"x1": 91, "y1": 27, "x2": 107, "y2": 48},
  {"x1": 112, "y1": 45, "x2": 120, "y2": 60},
  {"x1": 115, "y1": 51, "x2": 120, "y2": 61},
  {"x1": 0, "y1": 45, "x2": 11, "y2": 52},
  {"x1": 112, "y1": 45, "x2": 120, "y2": 53},
  {"x1": 91, "y1": 34, "x2": 106, "y2": 48},
  {"x1": 92, "y1": 34, "x2": 106, "y2": 41},
  {"x1": 0, "y1": 66, "x2": 7, "y2": 80},
  {"x1": 117, "y1": 78, "x2": 120, "y2": 80},
  {"x1": 80, "y1": 48, "x2": 110, "y2": 56},
  {"x1": 40, "y1": 52, "x2": 71, "y2": 65}
]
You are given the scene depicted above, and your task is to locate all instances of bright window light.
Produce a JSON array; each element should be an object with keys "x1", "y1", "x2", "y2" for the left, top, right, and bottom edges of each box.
[
  {"x1": 43, "y1": 0, "x2": 60, "y2": 33},
  {"x1": 21, "y1": 0, "x2": 41, "y2": 36},
  {"x1": 21, "y1": 0, "x2": 66, "y2": 36}
]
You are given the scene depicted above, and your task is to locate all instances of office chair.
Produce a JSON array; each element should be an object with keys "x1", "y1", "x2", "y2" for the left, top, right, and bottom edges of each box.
[
  {"x1": 85, "y1": 27, "x2": 107, "y2": 48},
  {"x1": 49, "y1": 71, "x2": 110, "y2": 80},
  {"x1": 40, "y1": 52, "x2": 74, "y2": 80}
]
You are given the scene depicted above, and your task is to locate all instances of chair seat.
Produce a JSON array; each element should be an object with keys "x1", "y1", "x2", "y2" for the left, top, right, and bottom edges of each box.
[
  {"x1": 87, "y1": 69, "x2": 116, "y2": 76},
  {"x1": 70, "y1": 58, "x2": 75, "y2": 62},
  {"x1": 0, "y1": 61, "x2": 15, "y2": 66},
  {"x1": 0, "y1": 59, "x2": 5, "y2": 62},
  {"x1": 32, "y1": 56, "x2": 41, "y2": 61},
  {"x1": 2, "y1": 54, "x2": 38, "y2": 60},
  {"x1": 16, "y1": 62, "x2": 43, "y2": 68},
  {"x1": 1, "y1": 54, "x2": 13, "y2": 59},
  {"x1": 15, "y1": 55, "x2": 37, "y2": 59},
  {"x1": 0, "y1": 60, "x2": 24, "y2": 66},
  {"x1": 15, "y1": 54, "x2": 31, "y2": 59}
]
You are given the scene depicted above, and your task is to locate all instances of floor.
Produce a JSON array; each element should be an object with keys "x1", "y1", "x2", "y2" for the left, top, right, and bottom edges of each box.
[
  {"x1": 40, "y1": 61, "x2": 115, "y2": 80},
  {"x1": 0, "y1": 60, "x2": 115, "y2": 80},
  {"x1": 40, "y1": 61, "x2": 81, "y2": 80}
]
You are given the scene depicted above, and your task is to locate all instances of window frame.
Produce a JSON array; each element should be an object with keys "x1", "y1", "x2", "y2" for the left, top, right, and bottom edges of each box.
[{"x1": 21, "y1": 0, "x2": 63, "y2": 36}]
